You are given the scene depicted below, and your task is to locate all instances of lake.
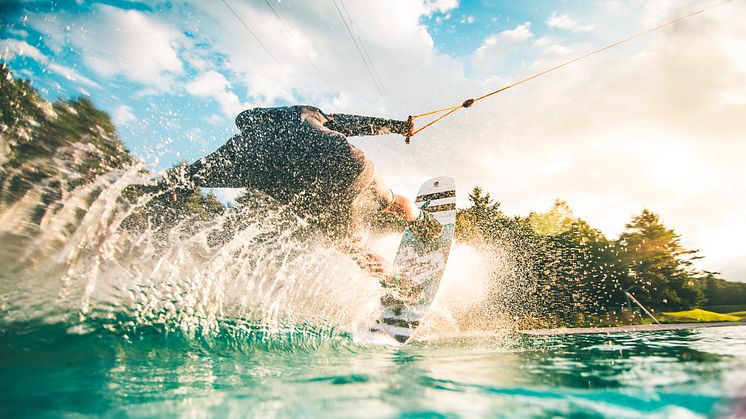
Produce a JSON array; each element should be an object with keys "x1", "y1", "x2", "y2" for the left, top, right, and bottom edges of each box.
[{"x1": 2, "y1": 321, "x2": 744, "y2": 418}]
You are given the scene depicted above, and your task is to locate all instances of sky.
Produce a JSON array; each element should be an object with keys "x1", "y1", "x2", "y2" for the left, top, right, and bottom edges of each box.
[{"x1": 1, "y1": 0, "x2": 745, "y2": 281}]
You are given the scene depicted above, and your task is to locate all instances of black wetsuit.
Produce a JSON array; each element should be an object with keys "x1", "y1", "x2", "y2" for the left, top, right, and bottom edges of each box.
[{"x1": 188, "y1": 105, "x2": 406, "y2": 233}]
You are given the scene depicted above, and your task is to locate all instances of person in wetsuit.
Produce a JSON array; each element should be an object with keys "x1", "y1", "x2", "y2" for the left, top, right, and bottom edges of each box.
[{"x1": 187, "y1": 105, "x2": 441, "y2": 278}]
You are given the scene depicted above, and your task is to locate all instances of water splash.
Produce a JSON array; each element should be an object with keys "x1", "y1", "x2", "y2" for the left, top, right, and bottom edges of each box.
[
  {"x1": 368, "y1": 234, "x2": 518, "y2": 339},
  {"x1": 0, "y1": 151, "x2": 537, "y2": 352},
  {"x1": 0, "y1": 158, "x2": 388, "y2": 351}
]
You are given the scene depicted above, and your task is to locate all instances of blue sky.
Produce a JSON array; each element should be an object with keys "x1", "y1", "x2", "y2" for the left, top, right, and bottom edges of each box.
[
  {"x1": 426, "y1": 1, "x2": 584, "y2": 56},
  {"x1": 1, "y1": 0, "x2": 745, "y2": 281}
]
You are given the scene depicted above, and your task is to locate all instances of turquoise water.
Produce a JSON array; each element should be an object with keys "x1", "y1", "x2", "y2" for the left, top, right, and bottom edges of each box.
[{"x1": 2, "y1": 321, "x2": 745, "y2": 418}]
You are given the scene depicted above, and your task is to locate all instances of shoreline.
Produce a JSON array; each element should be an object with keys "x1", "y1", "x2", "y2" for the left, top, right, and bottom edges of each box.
[{"x1": 520, "y1": 321, "x2": 745, "y2": 336}]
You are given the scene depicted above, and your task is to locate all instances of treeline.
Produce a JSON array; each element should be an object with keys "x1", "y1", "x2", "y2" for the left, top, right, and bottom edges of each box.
[
  {"x1": 0, "y1": 63, "x2": 133, "y2": 218},
  {"x1": 455, "y1": 186, "x2": 746, "y2": 322}
]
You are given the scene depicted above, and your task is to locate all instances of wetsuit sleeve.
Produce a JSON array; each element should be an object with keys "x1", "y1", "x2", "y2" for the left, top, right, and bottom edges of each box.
[
  {"x1": 186, "y1": 134, "x2": 254, "y2": 188},
  {"x1": 323, "y1": 114, "x2": 409, "y2": 137}
]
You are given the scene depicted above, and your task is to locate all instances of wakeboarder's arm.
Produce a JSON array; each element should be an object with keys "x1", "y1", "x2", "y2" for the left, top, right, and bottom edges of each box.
[{"x1": 323, "y1": 114, "x2": 411, "y2": 137}]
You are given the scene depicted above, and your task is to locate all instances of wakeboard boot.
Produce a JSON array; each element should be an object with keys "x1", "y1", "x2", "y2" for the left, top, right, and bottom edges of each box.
[
  {"x1": 378, "y1": 210, "x2": 442, "y2": 311},
  {"x1": 407, "y1": 208, "x2": 443, "y2": 242}
]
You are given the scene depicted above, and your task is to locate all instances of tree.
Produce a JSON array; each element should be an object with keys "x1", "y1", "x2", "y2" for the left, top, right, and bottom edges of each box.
[
  {"x1": 698, "y1": 272, "x2": 746, "y2": 307},
  {"x1": 619, "y1": 210, "x2": 704, "y2": 310},
  {"x1": 121, "y1": 163, "x2": 226, "y2": 235},
  {"x1": 549, "y1": 219, "x2": 629, "y2": 314},
  {"x1": 456, "y1": 186, "x2": 503, "y2": 242},
  {"x1": 528, "y1": 199, "x2": 574, "y2": 236},
  {"x1": 1, "y1": 62, "x2": 133, "y2": 226}
]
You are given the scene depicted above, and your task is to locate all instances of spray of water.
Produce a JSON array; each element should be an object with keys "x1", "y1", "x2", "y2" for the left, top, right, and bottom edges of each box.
[
  {"x1": 368, "y1": 234, "x2": 519, "y2": 340},
  {"x1": 0, "y1": 148, "x2": 536, "y2": 351},
  {"x1": 0, "y1": 156, "x2": 396, "y2": 348}
]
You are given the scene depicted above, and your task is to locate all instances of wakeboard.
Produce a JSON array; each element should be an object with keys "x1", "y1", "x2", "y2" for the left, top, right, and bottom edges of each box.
[{"x1": 370, "y1": 176, "x2": 456, "y2": 343}]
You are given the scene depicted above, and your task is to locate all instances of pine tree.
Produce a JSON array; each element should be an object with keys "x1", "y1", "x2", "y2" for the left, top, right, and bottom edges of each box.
[
  {"x1": 551, "y1": 219, "x2": 628, "y2": 314},
  {"x1": 528, "y1": 199, "x2": 574, "y2": 236},
  {"x1": 456, "y1": 186, "x2": 503, "y2": 241},
  {"x1": 619, "y1": 209, "x2": 704, "y2": 309}
]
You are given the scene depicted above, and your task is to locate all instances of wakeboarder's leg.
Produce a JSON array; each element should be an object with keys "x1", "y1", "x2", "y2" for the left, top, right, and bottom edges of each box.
[{"x1": 362, "y1": 250, "x2": 394, "y2": 279}]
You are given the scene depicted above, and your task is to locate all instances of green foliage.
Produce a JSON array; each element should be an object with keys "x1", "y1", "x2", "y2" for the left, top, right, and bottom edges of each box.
[
  {"x1": 0, "y1": 62, "x2": 133, "y2": 214},
  {"x1": 457, "y1": 184, "x2": 739, "y2": 327},
  {"x1": 0, "y1": 63, "x2": 225, "y2": 242},
  {"x1": 545, "y1": 220, "x2": 628, "y2": 315},
  {"x1": 698, "y1": 272, "x2": 746, "y2": 306},
  {"x1": 528, "y1": 199, "x2": 574, "y2": 236},
  {"x1": 619, "y1": 210, "x2": 704, "y2": 310},
  {"x1": 455, "y1": 186, "x2": 504, "y2": 242},
  {"x1": 0, "y1": 63, "x2": 49, "y2": 165},
  {"x1": 121, "y1": 163, "x2": 225, "y2": 235}
]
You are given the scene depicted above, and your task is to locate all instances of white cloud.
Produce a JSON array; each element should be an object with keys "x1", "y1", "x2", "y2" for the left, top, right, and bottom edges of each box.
[
  {"x1": 459, "y1": 15, "x2": 475, "y2": 24},
  {"x1": 500, "y1": 22, "x2": 533, "y2": 42},
  {"x1": 181, "y1": 0, "x2": 466, "y2": 113},
  {"x1": 542, "y1": 44, "x2": 572, "y2": 56},
  {"x1": 205, "y1": 114, "x2": 226, "y2": 126},
  {"x1": 546, "y1": 11, "x2": 594, "y2": 33},
  {"x1": 472, "y1": 22, "x2": 533, "y2": 77},
  {"x1": 29, "y1": 5, "x2": 186, "y2": 88},
  {"x1": 185, "y1": 70, "x2": 247, "y2": 117},
  {"x1": 532, "y1": 36, "x2": 572, "y2": 56},
  {"x1": 46, "y1": 62, "x2": 100, "y2": 89},
  {"x1": 112, "y1": 105, "x2": 136, "y2": 126},
  {"x1": 423, "y1": 0, "x2": 459, "y2": 15},
  {"x1": 474, "y1": 22, "x2": 533, "y2": 55},
  {"x1": 601, "y1": 1, "x2": 625, "y2": 15},
  {"x1": 533, "y1": 36, "x2": 553, "y2": 48},
  {"x1": 1, "y1": 38, "x2": 100, "y2": 88},
  {"x1": 1, "y1": 38, "x2": 45, "y2": 61}
]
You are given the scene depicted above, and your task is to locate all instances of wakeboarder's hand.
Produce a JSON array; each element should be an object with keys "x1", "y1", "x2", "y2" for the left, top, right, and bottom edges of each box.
[{"x1": 363, "y1": 251, "x2": 393, "y2": 279}]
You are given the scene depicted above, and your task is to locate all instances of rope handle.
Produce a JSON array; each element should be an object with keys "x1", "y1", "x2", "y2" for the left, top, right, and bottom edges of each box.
[
  {"x1": 403, "y1": 98, "x2": 474, "y2": 144},
  {"x1": 404, "y1": 115, "x2": 413, "y2": 144}
]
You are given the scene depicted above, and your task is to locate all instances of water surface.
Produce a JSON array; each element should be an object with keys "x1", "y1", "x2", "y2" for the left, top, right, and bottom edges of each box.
[{"x1": 2, "y1": 322, "x2": 744, "y2": 418}]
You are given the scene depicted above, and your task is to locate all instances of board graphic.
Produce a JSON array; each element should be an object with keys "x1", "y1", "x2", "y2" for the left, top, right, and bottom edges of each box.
[{"x1": 370, "y1": 176, "x2": 456, "y2": 342}]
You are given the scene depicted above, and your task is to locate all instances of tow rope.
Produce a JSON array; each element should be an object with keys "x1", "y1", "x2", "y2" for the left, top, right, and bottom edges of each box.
[{"x1": 403, "y1": 0, "x2": 736, "y2": 144}]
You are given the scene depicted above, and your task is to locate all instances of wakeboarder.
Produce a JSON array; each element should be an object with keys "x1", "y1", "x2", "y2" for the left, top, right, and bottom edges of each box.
[{"x1": 187, "y1": 105, "x2": 442, "y2": 279}]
